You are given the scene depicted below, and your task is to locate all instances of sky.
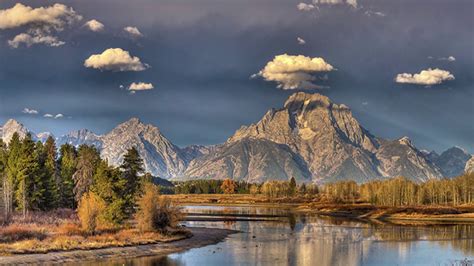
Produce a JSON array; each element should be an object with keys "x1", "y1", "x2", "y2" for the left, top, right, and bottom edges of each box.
[{"x1": 0, "y1": 0, "x2": 473, "y2": 153}]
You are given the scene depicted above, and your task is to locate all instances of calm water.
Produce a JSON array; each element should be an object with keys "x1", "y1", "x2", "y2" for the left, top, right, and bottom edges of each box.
[{"x1": 88, "y1": 205, "x2": 473, "y2": 266}]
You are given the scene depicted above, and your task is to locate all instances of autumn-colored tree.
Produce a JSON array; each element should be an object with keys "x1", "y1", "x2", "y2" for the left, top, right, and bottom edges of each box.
[
  {"x1": 77, "y1": 192, "x2": 106, "y2": 234},
  {"x1": 221, "y1": 178, "x2": 237, "y2": 194}
]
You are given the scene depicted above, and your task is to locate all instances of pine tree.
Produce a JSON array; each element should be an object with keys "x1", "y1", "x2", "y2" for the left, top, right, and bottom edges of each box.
[
  {"x1": 43, "y1": 136, "x2": 59, "y2": 208},
  {"x1": 30, "y1": 141, "x2": 46, "y2": 210},
  {"x1": 73, "y1": 145, "x2": 100, "y2": 203},
  {"x1": 289, "y1": 176, "x2": 297, "y2": 197},
  {"x1": 0, "y1": 139, "x2": 10, "y2": 219},
  {"x1": 5, "y1": 133, "x2": 22, "y2": 215},
  {"x1": 119, "y1": 147, "x2": 143, "y2": 216},
  {"x1": 16, "y1": 133, "x2": 38, "y2": 218},
  {"x1": 58, "y1": 144, "x2": 77, "y2": 208}
]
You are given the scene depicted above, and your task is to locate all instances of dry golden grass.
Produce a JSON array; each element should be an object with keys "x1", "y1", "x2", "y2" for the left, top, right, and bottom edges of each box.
[
  {"x1": 0, "y1": 209, "x2": 190, "y2": 255},
  {"x1": 0, "y1": 223, "x2": 190, "y2": 255}
]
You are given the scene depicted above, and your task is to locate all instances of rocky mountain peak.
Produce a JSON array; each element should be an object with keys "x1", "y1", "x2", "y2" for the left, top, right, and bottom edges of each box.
[
  {"x1": 398, "y1": 136, "x2": 413, "y2": 147},
  {"x1": 1, "y1": 119, "x2": 29, "y2": 143}
]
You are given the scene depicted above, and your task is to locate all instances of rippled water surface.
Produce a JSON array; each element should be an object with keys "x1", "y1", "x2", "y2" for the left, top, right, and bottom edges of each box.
[{"x1": 88, "y1": 205, "x2": 474, "y2": 266}]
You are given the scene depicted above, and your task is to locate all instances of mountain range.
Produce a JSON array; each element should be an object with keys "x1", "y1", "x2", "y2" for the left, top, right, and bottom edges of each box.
[{"x1": 1, "y1": 92, "x2": 472, "y2": 183}]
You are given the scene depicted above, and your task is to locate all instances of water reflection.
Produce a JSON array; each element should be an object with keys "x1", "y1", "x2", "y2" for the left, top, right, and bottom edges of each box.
[{"x1": 83, "y1": 205, "x2": 474, "y2": 266}]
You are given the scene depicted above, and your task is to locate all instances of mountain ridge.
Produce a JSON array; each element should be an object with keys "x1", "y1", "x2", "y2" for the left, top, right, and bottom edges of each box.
[{"x1": 1, "y1": 92, "x2": 470, "y2": 183}]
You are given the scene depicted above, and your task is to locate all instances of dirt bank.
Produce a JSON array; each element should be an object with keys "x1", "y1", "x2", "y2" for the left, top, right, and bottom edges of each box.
[{"x1": 0, "y1": 227, "x2": 238, "y2": 265}]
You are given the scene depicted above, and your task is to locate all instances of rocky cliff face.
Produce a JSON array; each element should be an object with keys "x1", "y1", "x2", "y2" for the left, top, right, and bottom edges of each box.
[{"x1": 183, "y1": 138, "x2": 312, "y2": 183}]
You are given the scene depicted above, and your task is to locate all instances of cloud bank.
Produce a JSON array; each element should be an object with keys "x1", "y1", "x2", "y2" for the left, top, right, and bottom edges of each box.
[
  {"x1": 395, "y1": 68, "x2": 455, "y2": 85},
  {"x1": 313, "y1": 0, "x2": 357, "y2": 8},
  {"x1": 84, "y1": 48, "x2": 149, "y2": 72},
  {"x1": 254, "y1": 54, "x2": 334, "y2": 89}
]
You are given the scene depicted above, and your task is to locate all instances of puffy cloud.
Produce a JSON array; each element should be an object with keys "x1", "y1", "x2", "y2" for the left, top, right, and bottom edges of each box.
[
  {"x1": 312, "y1": 0, "x2": 357, "y2": 8},
  {"x1": 297, "y1": 3, "x2": 316, "y2": 11},
  {"x1": 0, "y1": 3, "x2": 81, "y2": 30},
  {"x1": 128, "y1": 82, "x2": 154, "y2": 91},
  {"x1": 44, "y1": 114, "x2": 53, "y2": 118},
  {"x1": 84, "y1": 19, "x2": 104, "y2": 32},
  {"x1": 0, "y1": 3, "x2": 81, "y2": 48},
  {"x1": 55, "y1": 114, "x2": 64, "y2": 119},
  {"x1": 124, "y1": 26, "x2": 143, "y2": 37},
  {"x1": 8, "y1": 32, "x2": 65, "y2": 48},
  {"x1": 297, "y1": 37, "x2": 306, "y2": 45},
  {"x1": 395, "y1": 68, "x2": 455, "y2": 85},
  {"x1": 22, "y1": 108, "x2": 38, "y2": 115},
  {"x1": 254, "y1": 54, "x2": 335, "y2": 90},
  {"x1": 84, "y1": 48, "x2": 149, "y2": 72}
]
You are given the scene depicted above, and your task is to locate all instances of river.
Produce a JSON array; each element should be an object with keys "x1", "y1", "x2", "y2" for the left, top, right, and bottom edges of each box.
[{"x1": 86, "y1": 205, "x2": 474, "y2": 266}]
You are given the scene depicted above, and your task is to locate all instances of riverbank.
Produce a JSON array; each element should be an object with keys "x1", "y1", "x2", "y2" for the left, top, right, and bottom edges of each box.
[
  {"x1": 0, "y1": 227, "x2": 237, "y2": 265},
  {"x1": 168, "y1": 194, "x2": 474, "y2": 223}
]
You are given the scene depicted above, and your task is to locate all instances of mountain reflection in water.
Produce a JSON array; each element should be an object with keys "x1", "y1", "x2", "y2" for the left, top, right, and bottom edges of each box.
[{"x1": 74, "y1": 205, "x2": 474, "y2": 266}]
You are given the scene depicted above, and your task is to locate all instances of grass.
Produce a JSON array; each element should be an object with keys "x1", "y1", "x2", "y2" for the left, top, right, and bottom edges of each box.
[{"x1": 0, "y1": 210, "x2": 190, "y2": 255}]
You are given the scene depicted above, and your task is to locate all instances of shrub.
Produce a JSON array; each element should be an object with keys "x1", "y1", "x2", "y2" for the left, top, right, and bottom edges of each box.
[
  {"x1": 135, "y1": 183, "x2": 182, "y2": 232},
  {"x1": 221, "y1": 178, "x2": 237, "y2": 194},
  {"x1": 0, "y1": 224, "x2": 47, "y2": 243},
  {"x1": 77, "y1": 192, "x2": 106, "y2": 234}
]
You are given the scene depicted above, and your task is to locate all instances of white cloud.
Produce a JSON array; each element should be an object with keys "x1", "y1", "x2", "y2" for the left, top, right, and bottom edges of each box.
[
  {"x1": 312, "y1": 0, "x2": 357, "y2": 8},
  {"x1": 84, "y1": 48, "x2": 149, "y2": 72},
  {"x1": 128, "y1": 82, "x2": 154, "y2": 91},
  {"x1": 297, "y1": 3, "x2": 316, "y2": 11},
  {"x1": 0, "y1": 3, "x2": 81, "y2": 48},
  {"x1": 22, "y1": 108, "x2": 38, "y2": 115},
  {"x1": 365, "y1": 10, "x2": 386, "y2": 17},
  {"x1": 8, "y1": 32, "x2": 65, "y2": 48},
  {"x1": 44, "y1": 113, "x2": 64, "y2": 119},
  {"x1": 0, "y1": 3, "x2": 82, "y2": 30},
  {"x1": 395, "y1": 68, "x2": 455, "y2": 85},
  {"x1": 297, "y1": 37, "x2": 306, "y2": 45},
  {"x1": 428, "y1": 56, "x2": 456, "y2": 62},
  {"x1": 254, "y1": 54, "x2": 335, "y2": 90},
  {"x1": 84, "y1": 19, "x2": 104, "y2": 32},
  {"x1": 124, "y1": 26, "x2": 143, "y2": 37}
]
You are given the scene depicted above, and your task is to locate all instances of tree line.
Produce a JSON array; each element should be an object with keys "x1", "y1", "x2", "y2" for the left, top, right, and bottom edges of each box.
[
  {"x1": 171, "y1": 175, "x2": 473, "y2": 207},
  {"x1": 0, "y1": 132, "x2": 146, "y2": 225}
]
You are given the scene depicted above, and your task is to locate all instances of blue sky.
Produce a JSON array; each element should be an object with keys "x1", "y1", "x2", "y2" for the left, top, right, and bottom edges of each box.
[{"x1": 0, "y1": 0, "x2": 473, "y2": 153}]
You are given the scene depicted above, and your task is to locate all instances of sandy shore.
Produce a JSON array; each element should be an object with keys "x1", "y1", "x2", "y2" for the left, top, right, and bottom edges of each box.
[{"x1": 0, "y1": 227, "x2": 238, "y2": 265}]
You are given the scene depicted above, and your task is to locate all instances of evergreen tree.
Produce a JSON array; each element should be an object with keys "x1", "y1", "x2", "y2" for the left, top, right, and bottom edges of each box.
[
  {"x1": 16, "y1": 133, "x2": 39, "y2": 218},
  {"x1": 119, "y1": 147, "x2": 143, "y2": 216},
  {"x1": 43, "y1": 137, "x2": 59, "y2": 209},
  {"x1": 30, "y1": 141, "x2": 47, "y2": 210},
  {"x1": 58, "y1": 144, "x2": 77, "y2": 208},
  {"x1": 289, "y1": 176, "x2": 297, "y2": 196},
  {"x1": 5, "y1": 133, "x2": 22, "y2": 214},
  {"x1": 73, "y1": 145, "x2": 100, "y2": 203},
  {"x1": 0, "y1": 139, "x2": 10, "y2": 219}
]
